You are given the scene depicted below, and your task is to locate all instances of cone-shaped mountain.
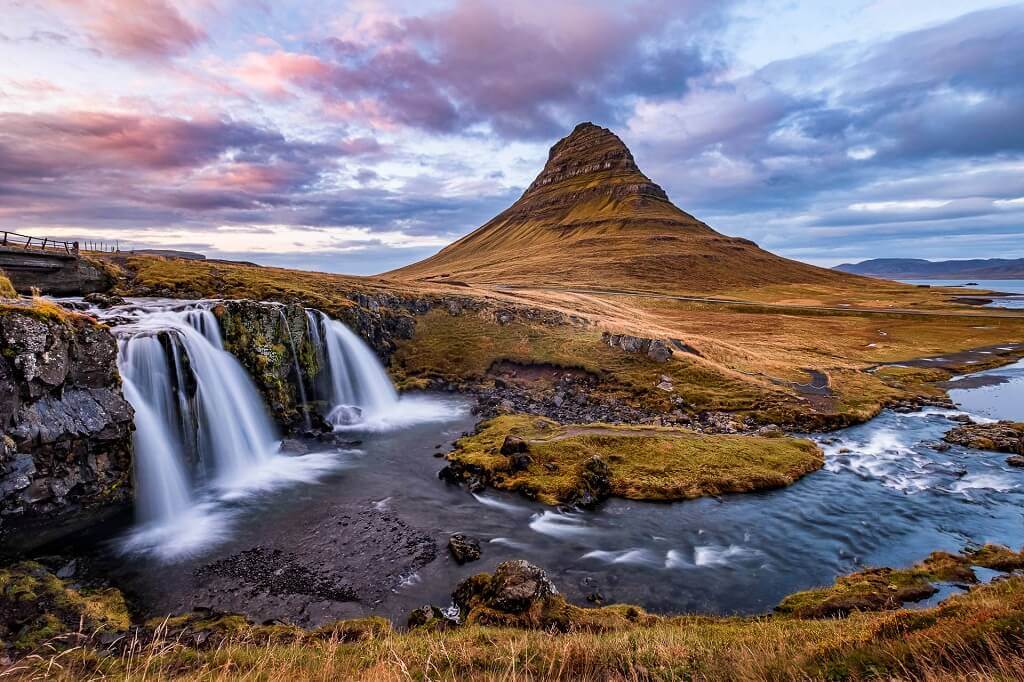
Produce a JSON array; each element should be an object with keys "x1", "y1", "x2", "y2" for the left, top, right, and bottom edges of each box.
[{"x1": 388, "y1": 122, "x2": 859, "y2": 294}]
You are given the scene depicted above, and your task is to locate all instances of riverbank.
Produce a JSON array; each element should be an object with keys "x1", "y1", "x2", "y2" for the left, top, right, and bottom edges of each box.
[{"x1": 4, "y1": 553, "x2": 1024, "y2": 681}]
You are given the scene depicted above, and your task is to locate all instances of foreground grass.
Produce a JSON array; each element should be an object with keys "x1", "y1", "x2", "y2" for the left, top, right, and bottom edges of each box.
[
  {"x1": 7, "y1": 576, "x2": 1024, "y2": 681},
  {"x1": 445, "y1": 415, "x2": 823, "y2": 505}
]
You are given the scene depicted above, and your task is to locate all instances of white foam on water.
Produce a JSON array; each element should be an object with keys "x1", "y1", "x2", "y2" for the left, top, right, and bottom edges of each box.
[
  {"x1": 489, "y1": 537, "x2": 531, "y2": 550},
  {"x1": 528, "y1": 511, "x2": 597, "y2": 539},
  {"x1": 950, "y1": 473, "x2": 1018, "y2": 495},
  {"x1": 664, "y1": 549, "x2": 690, "y2": 569},
  {"x1": 336, "y1": 395, "x2": 468, "y2": 433},
  {"x1": 581, "y1": 548, "x2": 661, "y2": 566},
  {"x1": 472, "y1": 493, "x2": 533, "y2": 516},
  {"x1": 214, "y1": 451, "x2": 342, "y2": 501},
  {"x1": 693, "y1": 545, "x2": 761, "y2": 567},
  {"x1": 118, "y1": 502, "x2": 234, "y2": 562}
]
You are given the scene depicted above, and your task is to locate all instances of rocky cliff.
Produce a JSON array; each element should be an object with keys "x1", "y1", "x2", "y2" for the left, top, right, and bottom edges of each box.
[
  {"x1": 0, "y1": 306, "x2": 134, "y2": 550},
  {"x1": 213, "y1": 300, "x2": 322, "y2": 429}
]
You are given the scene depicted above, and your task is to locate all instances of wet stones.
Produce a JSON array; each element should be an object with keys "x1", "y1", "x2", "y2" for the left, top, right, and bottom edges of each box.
[
  {"x1": 448, "y1": 534, "x2": 482, "y2": 564},
  {"x1": 82, "y1": 292, "x2": 126, "y2": 309},
  {"x1": 456, "y1": 560, "x2": 557, "y2": 615},
  {"x1": 943, "y1": 421, "x2": 1024, "y2": 454}
]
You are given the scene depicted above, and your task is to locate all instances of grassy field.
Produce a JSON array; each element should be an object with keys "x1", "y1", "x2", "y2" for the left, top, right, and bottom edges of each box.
[{"x1": 100, "y1": 254, "x2": 1024, "y2": 429}]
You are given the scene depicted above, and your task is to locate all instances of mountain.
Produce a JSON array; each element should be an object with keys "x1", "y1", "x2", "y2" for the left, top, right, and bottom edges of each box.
[
  {"x1": 386, "y1": 122, "x2": 862, "y2": 294},
  {"x1": 835, "y1": 258, "x2": 1024, "y2": 280}
]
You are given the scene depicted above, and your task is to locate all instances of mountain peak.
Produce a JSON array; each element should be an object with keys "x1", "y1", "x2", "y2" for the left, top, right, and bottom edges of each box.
[{"x1": 520, "y1": 122, "x2": 667, "y2": 203}]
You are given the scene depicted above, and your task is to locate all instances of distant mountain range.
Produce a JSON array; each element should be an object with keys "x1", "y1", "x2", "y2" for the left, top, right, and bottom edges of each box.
[{"x1": 834, "y1": 258, "x2": 1024, "y2": 280}]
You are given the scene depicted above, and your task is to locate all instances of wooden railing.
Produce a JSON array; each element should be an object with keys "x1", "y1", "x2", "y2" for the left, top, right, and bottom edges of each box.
[{"x1": 0, "y1": 231, "x2": 79, "y2": 256}]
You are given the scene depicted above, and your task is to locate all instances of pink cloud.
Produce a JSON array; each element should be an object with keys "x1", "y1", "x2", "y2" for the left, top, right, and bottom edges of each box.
[
  {"x1": 231, "y1": 0, "x2": 723, "y2": 136},
  {"x1": 48, "y1": 0, "x2": 207, "y2": 59}
]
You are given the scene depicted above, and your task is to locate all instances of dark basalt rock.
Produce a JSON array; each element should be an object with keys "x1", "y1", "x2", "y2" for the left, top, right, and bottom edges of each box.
[
  {"x1": 82, "y1": 292, "x2": 126, "y2": 309},
  {"x1": 455, "y1": 560, "x2": 557, "y2": 615},
  {"x1": 448, "y1": 533, "x2": 482, "y2": 564},
  {"x1": 0, "y1": 309, "x2": 133, "y2": 549}
]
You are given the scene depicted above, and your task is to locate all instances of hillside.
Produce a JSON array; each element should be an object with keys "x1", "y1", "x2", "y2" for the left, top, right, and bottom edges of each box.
[
  {"x1": 836, "y1": 257, "x2": 1024, "y2": 280},
  {"x1": 388, "y1": 122, "x2": 872, "y2": 295}
]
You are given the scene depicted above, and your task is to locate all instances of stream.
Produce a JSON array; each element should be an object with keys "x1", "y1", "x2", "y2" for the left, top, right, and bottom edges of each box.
[{"x1": 69, "y1": 300, "x2": 1024, "y2": 626}]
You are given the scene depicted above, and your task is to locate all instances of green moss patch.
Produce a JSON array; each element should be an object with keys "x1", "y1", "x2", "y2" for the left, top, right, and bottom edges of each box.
[{"x1": 445, "y1": 415, "x2": 823, "y2": 505}]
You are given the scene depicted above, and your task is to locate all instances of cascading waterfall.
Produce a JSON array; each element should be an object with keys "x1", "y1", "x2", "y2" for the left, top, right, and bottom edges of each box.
[
  {"x1": 116, "y1": 306, "x2": 281, "y2": 523},
  {"x1": 305, "y1": 309, "x2": 399, "y2": 427},
  {"x1": 93, "y1": 297, "x2": 458, "y2": 558}
]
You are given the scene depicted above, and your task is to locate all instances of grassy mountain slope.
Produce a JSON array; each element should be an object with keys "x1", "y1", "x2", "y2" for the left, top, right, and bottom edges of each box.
[{"x1": 388, "y1": 122, "x2": 877, "y2": 295}]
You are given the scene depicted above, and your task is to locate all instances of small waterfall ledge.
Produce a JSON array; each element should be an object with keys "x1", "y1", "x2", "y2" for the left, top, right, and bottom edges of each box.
[{"x1": 97, "y1": 298, "x2": 461, "y2": 559}]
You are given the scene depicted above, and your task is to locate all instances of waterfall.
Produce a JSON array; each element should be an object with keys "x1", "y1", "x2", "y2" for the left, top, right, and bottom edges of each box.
[
  {"x1": 118, "y1": 336, "x2": 193, "y2": 523},
  {"x1": 277, "y1": 308, "x2": 311, "y2": 430},
  {"x1": 305, "y1": 309, "x2": 399, "y2": 427},
  {"x1": 116, "y1": 306, "x2": 281, "y2": 523}
]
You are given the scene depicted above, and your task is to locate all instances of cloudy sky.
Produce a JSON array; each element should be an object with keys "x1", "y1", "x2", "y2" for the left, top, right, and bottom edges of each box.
[{"x1": 2, "y1": 0, "x2": 1022, "y2": 274}]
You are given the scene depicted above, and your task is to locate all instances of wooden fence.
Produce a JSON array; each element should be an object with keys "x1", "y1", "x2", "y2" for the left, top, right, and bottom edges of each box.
[{"x1": 0, "y1": 231, "x2": 79, "y2": 256}]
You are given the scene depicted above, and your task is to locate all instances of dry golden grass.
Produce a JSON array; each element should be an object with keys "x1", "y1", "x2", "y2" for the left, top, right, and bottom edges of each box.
[
  {"x1": 0, "y1": 270, "x2": 17, "y2": 299},
  {"x1": 7, "y1": 576, "x2": 1024, "y2": 681}
]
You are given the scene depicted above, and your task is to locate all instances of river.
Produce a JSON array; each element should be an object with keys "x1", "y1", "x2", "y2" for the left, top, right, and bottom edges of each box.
[{"x1": 69, "y1": 299, "x2": 1024, "y2": 626}]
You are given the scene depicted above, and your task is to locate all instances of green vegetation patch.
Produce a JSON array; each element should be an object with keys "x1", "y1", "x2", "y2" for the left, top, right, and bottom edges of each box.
[
  {"x1": 0, "y1": 561, "x2": 130, "y2": 651},
  {"x1": 393, "y1": 308, "x2": 797, "y2": 415},
  {"x1": 446, "y1": 415, "x2": 823, "y2": 505},
  {"x1": 777, "y1": 546, "x2": 1024, "y2": 619}
]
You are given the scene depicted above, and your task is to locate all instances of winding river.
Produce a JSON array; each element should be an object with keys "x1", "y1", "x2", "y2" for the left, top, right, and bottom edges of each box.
[{"x1": 69, "y1": 299, "x2": 1024, "y2": 626}]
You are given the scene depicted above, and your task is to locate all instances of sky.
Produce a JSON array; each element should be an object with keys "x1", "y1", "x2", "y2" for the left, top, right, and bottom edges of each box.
[{"x1": 1, "y1": 0, "x2": 1022, "y2": 274}]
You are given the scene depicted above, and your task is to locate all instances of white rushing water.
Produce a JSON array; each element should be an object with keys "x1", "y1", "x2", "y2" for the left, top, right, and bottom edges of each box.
[
  {"x1": 101, "y1": 298, "x2": 463, "y2": 559},
  {"x1": 305, "y1": 309, "x2": 399, "y2": 426},
  {"x1": 306, "y1": 308, "x2": 456, "y2": 431},
  {"x1": 112, "y1": 303, "x2": 340, "y2": 558}
]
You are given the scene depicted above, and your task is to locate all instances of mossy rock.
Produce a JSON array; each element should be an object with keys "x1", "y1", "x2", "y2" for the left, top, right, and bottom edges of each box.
[{"x1": 0, "y1": 561, "x2": 130, "y2": 652}]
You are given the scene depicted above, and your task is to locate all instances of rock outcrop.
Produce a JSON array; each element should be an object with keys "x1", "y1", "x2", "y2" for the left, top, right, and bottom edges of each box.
[
  {"x1": 0, "y1": 308, "x2": 134, "y2": 549},
  {"x1": 943, "y1": 421, "x2": 1024, "y2": 454},
  {"x1": 212, "y1": 300, "x2": 321, "y2": 429}
]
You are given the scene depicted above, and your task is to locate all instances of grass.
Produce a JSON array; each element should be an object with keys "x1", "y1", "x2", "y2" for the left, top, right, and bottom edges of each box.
[
  {"x1": 0, "y1": 270, "x2": 16, "y2": 299},
  {"x1": 776, "y1": 546, "x2": 1024, "y2": 619},
  {"x1": 102, "y1": 254, "x2": 1024, "y2": 428},
  {"x1": 445, "y1": 415, "x2": 823, "y2": 505},
  {"x1": 7, "y1": 575, "x2": 1024, "y2": 681}
]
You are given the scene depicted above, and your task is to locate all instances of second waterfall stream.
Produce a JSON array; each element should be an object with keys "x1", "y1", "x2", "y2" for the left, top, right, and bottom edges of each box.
[{"x1": 99, "y1": 298, "x2": 457, "y2": 559}]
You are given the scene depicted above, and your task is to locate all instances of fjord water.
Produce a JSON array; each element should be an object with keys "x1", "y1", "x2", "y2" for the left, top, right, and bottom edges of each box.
[{"x1": 900, "y1": 279, "x2": 1024, "y2": 309}]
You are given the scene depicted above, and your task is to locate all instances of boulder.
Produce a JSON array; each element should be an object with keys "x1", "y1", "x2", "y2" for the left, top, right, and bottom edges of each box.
[
  {"x1": 575, "y1": 456, "x2": 612, "y2": 508},
  {"x1": 82, "y1": 292, "x2": 126, "y2": 309},
  {"x1": 448, "y1": 534, "x2": 482, "y2": 564},
  {"x1": 454, "y1": 560, "x2": 557, "y2": 615}
]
